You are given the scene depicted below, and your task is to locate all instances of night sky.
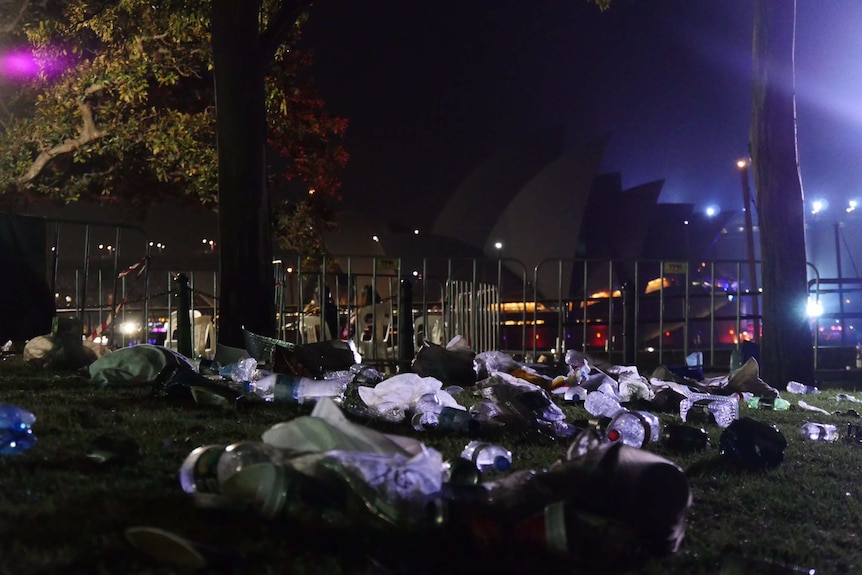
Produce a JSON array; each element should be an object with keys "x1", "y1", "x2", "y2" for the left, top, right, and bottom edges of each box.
[{"x1": 301, "y1": 0, "x2": 862, "y2": 231}]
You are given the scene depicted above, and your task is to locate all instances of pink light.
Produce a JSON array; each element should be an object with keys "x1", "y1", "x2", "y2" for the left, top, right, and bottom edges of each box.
[
  {"x1": 0, "y1": 48, "x2": 70, "y2": 80},
  {"x1": 0, "y1": 50, "x2": 40, "y2": 79}
]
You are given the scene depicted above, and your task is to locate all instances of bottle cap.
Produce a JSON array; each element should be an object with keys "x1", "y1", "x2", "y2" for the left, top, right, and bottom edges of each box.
[{"x1": 493, "y1": 455, "x2": 511, "y2": 472}]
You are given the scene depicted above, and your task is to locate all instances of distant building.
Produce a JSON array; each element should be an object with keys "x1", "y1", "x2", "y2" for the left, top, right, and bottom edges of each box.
[{"x1": 323, "y1": 130, "x2": 738, "y2": 300}]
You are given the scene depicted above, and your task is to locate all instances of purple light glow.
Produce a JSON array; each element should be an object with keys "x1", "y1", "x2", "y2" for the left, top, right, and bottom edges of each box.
[
  {"x1": 0, "y1": 48, "x2": 70, "y2": 80},
  {"x1": 0, "y1": 50, "x2": 40, "y2": 79}
]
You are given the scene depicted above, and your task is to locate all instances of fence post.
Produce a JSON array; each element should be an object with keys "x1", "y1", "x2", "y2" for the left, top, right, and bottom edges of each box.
[
  {"x1": 398, "y1": 277, "x2": 415, "y2": 373},
  {"x1": 622, "y1": 281, "x2": 636, "y2": 364},
  {"x1": 174, "y1": 273, "x2": 193, "y2": 358}
]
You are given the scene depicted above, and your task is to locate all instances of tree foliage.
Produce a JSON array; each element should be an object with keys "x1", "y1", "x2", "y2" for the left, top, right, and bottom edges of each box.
[{"x1": 0, "y1": 0, "x2": 346, "y2": 254}]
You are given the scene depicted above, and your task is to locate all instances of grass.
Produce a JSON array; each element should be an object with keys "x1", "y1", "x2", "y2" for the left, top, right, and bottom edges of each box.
[{"x1": 1, "y1": 352, "x2": 861, "y2": 574}]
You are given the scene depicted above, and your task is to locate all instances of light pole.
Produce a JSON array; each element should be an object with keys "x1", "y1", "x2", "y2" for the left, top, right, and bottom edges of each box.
[
  {"x1": 834, "y1": 220, "x2": 846, "y2": 346},
  {"x1": 738, "y1": 159, "x2": 760, "y2": 341}
]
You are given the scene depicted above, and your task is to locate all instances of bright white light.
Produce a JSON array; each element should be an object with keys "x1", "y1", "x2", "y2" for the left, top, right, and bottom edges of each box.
[
  {"x1": 847, "y1": 200, "x2": 858, "y2": 213},
  {"x1": 705, "y1": 206, "x2": 718, "y2": 217},
  {"x1": 413, "y1": 229, "x2": 420, "y2": 235},
  {"x1": 412, "y1": 270, "x2": 419, "y2": 277},
  {"x1": 683, "y1": 220, "x2": 689, "y2": 225},
  {"x1": 811, "y1": 200, "x2": 825, "y2": 215},
  {"x1": 494, "y1": 241, "x2": 503, "y2": 250},
  {"x1": 119, "y1": 321, "x2": 140, "y2": 335},
  {"x1": 806, "y1": 298, "x2": 824, "y2": 318},
  {"x1": 372, "y1": 235, "x2": 379, "y2": 242},
  {"x1": 736, "y1": 159, "x2": 748, "y2": 169}
]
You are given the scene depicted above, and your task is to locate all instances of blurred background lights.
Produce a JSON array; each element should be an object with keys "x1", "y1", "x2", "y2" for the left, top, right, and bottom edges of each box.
[
  {"x1": 811, "y1": 199, "x2": 826, "y2": 214},
  {"x1": 807, "y1": 298, "x2": 824, "y2": 318}
]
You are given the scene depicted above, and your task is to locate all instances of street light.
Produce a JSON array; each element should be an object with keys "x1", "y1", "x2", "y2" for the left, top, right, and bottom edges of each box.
[{"x1": 812, "y1": 199, "x2": 826, "y2": 215}]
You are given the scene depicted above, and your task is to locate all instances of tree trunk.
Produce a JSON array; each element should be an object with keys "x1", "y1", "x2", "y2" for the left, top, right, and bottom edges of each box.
[
  {"x1": 750, "y1": 0, "x2": 814, "y2": 387},
  {"x1": 211, "y1": 0, "x2": 276, "y2": 347}
]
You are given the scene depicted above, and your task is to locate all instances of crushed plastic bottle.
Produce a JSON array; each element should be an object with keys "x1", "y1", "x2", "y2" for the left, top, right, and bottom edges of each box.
[
  {"x1": 786, "y1": 381, "x2": 819, "y2": 395},
  {"x1": 410, "y1": 392, "x2": 443, "y2": 415},
  {"x1": 0, "y1": 405, "x2": 36, "y2": 455},
  {"x1": 584, "y1": 391, "x2": 625, "y2": 418},
  {"x1": 679, "y1": 393, "x2": 739, "y2": 428},
  {"x1": 257, "y1": 373, "x2": 347, "y2": 404},
  {"x1": 800, "y1": 422, "x2": 838, "y2": 442},
  {"x1": 460, "y1": 440, "x2": 513, "y2": 473},
  {"x1": 222, "y1": 357, "x2": 259, "y2": 384},
  {"x1": 604, "y1": 410, "x2": 660, "y2": 448}
]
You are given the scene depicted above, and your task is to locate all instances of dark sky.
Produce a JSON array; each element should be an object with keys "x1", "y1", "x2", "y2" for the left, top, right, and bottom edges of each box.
[{"x1": 301, "y1": 0, "x2": 862, "y2": 231}]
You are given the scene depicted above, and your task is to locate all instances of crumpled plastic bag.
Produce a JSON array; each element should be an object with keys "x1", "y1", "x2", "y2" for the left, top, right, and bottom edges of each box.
[
  {"x1": 258, "y1": 398, "x2": 444, "y2": 527},
  {"x1": 263, "y1": 396, "x2": 427, "y2": 457},
  {"x1": 355, "y1": 373, "x2": 463, "y2": 422},
  {"x1": 88, "y1": 344, "x2": 195, "y2": 387}
]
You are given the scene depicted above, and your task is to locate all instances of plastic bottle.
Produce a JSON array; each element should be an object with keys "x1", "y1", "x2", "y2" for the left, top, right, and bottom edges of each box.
[
  {"x1": 0, "y1": 405, "x2": 36, "y2": 455},
  {"x1": 410, "y1": 392, "x2": 442, "y2": 415},
  {"x1": 461, "y1": 440, "x2": 513, "y2": 473},
  {"x1": 799, "y1": 422, "x2": 839, "y2": 442},
  {"x1": 604, "y1": 410, "x2": 660, "y2": 448},
  {"x1": 679, "y1": 393, "x2": 739, "y2": 428},
  {"x1": 412, "y1": 406, "x2": 478, "y2": 434},
  {"x1": 584, "y1": 391, "x2": 625, "y2": 418},
  {"x1": 786, "y1": 381, "x2": 819, "y2": 395},
  {"x1": 259, "y1": 373, "x2": 347, "y2": 403}
]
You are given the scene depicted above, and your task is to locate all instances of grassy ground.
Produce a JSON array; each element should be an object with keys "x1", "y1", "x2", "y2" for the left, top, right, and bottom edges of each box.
[{"x1": 0, "y1": 353, "x2": 860, "y2": 575}]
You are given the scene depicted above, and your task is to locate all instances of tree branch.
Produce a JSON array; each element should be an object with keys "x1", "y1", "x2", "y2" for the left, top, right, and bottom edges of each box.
[
  {"x1": 259, "y1": 0, "x2": 313, "y2": 66},
  {"x1": 18, "y1": 85, "x2": 107, "y2": 185},
  {"x1": 0, "y1": 0, "x2": 31, "y2": 34}
]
